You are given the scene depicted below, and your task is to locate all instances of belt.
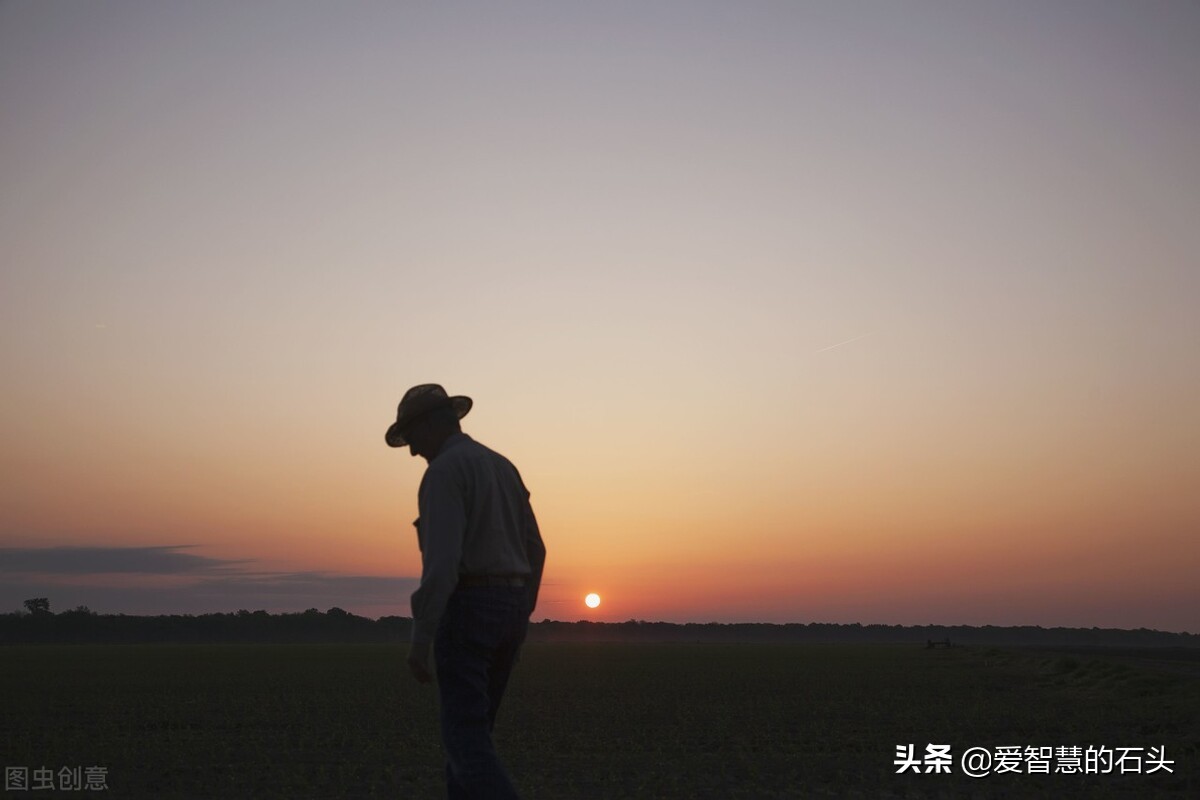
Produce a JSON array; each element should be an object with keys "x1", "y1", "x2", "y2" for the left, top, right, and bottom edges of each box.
[{"x1": 457, "y1": 574, "x2": 528, "y2": 588}]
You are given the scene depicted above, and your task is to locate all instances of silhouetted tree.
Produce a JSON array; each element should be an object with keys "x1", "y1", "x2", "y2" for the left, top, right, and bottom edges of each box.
[{"x1": 23, "y1": 598, "x2": 51, "y2": 615}]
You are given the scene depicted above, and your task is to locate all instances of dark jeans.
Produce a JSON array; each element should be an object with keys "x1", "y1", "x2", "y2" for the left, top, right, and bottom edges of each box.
[{"x1": 434, "y1": 586, "x2": 529, "y2": 799}]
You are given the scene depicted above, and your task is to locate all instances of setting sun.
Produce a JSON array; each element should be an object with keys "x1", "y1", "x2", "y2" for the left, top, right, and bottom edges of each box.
[{"x1": 585, "y1": 593, "x2": 601, "y2": 609}]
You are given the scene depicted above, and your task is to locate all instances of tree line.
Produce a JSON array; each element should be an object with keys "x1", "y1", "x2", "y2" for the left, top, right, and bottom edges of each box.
[{"x1": 4, "y1": 599, "x2": 1196, "y2": 647}]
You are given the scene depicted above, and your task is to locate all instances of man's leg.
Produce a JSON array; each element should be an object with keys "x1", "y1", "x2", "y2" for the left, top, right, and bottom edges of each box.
[
  {"x1": 435, "y1": 590, "x2": 521, "y2": 799},
  {"x1": 486, "y1": 606, "x2": 528, "y2": 730}
]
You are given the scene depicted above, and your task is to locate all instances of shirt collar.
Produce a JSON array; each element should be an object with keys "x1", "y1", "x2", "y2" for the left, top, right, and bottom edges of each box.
[{"x1": 430, "y1": 432, "x2": 471, "y2": 462}]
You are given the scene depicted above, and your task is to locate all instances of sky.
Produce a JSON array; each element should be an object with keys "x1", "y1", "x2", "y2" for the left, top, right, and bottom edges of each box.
[{"x1": 2, "y1": 1, "x2": 1198, "y2": 632}]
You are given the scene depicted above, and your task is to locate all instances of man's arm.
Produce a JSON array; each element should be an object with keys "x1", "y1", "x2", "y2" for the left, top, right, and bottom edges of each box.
[
  {"x1": 410, "y1": 469, "x2": 465, "y2": 646},
  {"x1": 522, "y1": 496, "x2": 546, "y2": 619}
]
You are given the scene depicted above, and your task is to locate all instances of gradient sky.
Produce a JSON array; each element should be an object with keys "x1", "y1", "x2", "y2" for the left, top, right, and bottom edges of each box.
[{"x1": 2, "y1": 1, "x2": 1197, "y2": 632}]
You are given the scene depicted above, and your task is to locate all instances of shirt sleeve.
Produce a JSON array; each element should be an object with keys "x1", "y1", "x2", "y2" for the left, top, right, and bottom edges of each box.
[
  {"x1": 410, "y1": 468, "x2": 466, "y2": 644},
  {"x1": 522, "y1": 489, "x2": 547, "y2": 619}
]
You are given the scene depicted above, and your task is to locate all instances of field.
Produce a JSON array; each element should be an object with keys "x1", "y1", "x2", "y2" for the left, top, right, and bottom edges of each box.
[{"x1": 2, "y1": 642, "x2": 1196, "y2": 798}]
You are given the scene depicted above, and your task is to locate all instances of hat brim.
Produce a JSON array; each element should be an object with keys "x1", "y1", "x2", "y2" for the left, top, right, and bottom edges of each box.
[{"x1": 386, "y1": 396, "x2": 472, "y2": 447}]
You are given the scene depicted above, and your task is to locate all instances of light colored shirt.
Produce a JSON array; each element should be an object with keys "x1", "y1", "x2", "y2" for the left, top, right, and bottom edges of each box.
[{"x1": 410, "y1": 433, "x2": 546, "y2": 643}]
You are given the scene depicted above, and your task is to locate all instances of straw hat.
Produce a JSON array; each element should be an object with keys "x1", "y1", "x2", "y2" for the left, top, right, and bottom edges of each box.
[{"x1": 385, "y1": 384, "x2": 472, "y2": 447}]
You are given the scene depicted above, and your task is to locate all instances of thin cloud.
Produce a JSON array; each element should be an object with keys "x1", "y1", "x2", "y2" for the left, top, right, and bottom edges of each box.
[
  {"x1": 0, "y1": 545, "x2": 419, "y2": 617},
  {"x1": 0, "y1": 545, "x2": 247, "y2": 575}
]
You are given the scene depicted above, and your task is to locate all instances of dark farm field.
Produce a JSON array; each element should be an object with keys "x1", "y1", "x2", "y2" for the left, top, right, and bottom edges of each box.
[{"x1": 2, "y1": 642, "x2": 1196, "y2": 798}]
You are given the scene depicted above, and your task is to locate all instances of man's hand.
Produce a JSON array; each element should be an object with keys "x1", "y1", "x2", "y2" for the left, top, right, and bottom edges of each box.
[{"x1": 407, "y1": 641, "x2": 433, "y2": 684}]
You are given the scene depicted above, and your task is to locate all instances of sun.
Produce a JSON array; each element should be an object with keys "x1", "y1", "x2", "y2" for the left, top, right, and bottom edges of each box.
[{"x1": 584, "y1": 593, "x2": 601, "y2": 609}]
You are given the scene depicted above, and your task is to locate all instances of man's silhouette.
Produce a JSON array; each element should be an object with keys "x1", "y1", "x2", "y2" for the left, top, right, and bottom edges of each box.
[{"x1": 387, "y1": 384, "x2": 546, "y2": 799}]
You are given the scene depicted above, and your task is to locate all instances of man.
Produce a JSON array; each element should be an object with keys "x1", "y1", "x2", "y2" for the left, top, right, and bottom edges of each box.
[{"x1": 386, "y1": 383, "x2": 546, "y2": 799}]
